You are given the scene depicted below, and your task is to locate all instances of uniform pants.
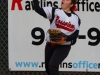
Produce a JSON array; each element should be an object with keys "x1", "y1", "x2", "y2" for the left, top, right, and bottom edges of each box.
[{"x1": 45, "y1": 42, "x2": 71, "y2": 75}]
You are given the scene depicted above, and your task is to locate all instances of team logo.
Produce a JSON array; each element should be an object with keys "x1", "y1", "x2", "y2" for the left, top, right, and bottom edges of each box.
[{"x1": 55, "y1": 16, "x2": 75, "y2": 32}]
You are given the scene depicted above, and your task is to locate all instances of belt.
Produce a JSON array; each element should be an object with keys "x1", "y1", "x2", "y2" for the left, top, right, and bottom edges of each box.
[
  {"x1": 46, "y1": 42, "x2": 57, "y2": 46},
  {"x1": 46, "y1": 42, "x2": 71, "y2": 46}
]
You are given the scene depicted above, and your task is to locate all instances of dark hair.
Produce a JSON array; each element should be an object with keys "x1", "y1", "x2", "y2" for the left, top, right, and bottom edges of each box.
[
  {"x1": 70, "y1": 0, "x2": 77, "y2": 11},
  {"x1": 71, "y1": 0, "x2": 77, "y2": 5}
]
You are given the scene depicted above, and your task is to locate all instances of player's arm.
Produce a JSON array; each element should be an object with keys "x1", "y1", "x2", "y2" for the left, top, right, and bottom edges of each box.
[
  {"x1": 33, "y1": 0, "x2": 47, "y2": 18},
  {"x1": 66, "y1": 30, "x2": 79, "y2": 41},
  {"x1": 33, "y1": 0, "x2": 53, "y2": 19}
]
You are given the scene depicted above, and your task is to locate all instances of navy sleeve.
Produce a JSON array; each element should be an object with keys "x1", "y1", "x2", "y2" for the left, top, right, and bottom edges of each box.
[
  {"x1": 66, "y1": 30, "x2": 79, "y2": 41},
  {"x1": 33, "y1": 0, "x2": 47, "y2": 18}
]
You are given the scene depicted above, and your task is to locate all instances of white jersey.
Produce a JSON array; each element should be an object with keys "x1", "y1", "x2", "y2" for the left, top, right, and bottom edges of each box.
[{"x1": 42, "y1": 7, "x2": 80, "y2": 45}]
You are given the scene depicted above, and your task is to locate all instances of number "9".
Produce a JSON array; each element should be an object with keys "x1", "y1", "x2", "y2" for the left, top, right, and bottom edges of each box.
[
  {"x1": 31, "y1": 27, "x2": 45, "y2": 45},
  {"x1": 88, "y1": 28, "x2": 100, "y2": 46}
]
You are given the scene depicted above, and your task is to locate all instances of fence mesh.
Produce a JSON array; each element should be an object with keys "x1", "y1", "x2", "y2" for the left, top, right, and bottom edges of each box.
[{"x1": 0, "y1": 0, "x2": 100, "y2": 75}]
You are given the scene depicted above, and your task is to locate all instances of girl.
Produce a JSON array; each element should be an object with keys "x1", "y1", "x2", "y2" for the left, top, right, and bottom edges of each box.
[{"x1": 33, "y1": 0, "x2": 81, "y2": 75}]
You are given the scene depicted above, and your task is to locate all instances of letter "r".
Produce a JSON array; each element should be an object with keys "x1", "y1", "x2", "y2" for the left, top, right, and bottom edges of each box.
[{"x1": 11, "y1": 0, "x2": 23, "y2": 10}]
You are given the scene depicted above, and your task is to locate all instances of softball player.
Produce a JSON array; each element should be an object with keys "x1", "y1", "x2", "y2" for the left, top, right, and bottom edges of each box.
[{"x1": 33, "y1": 0, "x2": 81, "y2": 75}]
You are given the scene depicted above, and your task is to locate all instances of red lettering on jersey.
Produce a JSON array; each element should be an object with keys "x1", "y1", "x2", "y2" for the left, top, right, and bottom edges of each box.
[
  {"x1": 11, "y1": 0, "x2": 23, "y2": 10},
  {"x1": 55, "y1": 16, "x2": 75, "y2": 32}
]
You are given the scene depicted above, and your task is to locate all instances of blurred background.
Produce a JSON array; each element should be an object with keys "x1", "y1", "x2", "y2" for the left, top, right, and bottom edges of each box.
[{"x1": 0, "y1": 0, "x2": 100, "y2": 75}]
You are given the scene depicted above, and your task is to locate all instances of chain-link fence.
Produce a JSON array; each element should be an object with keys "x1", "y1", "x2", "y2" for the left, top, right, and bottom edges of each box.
[{"x1": 0, "y1": 0, "x2": 100, "y2": 75}]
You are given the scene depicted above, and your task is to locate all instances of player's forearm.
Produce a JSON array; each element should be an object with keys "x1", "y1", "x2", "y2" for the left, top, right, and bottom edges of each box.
[
  {"x1": 66, "y1": 30, "x2": 79, "y2": 41},
  {"x1": 33, "y1": 0, "x2": 47, "y2": 17}
]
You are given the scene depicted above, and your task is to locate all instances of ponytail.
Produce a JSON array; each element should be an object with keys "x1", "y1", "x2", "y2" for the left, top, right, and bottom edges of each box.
[{"x1": 71, "y1": 5, "x2": 78, "y2": 11}]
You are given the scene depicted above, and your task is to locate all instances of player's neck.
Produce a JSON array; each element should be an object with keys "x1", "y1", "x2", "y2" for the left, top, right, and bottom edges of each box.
[{"x1": 62, "y1": 8, "x2": 71, "y2": 13}]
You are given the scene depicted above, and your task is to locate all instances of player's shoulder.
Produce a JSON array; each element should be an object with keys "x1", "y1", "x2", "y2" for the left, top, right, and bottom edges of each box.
[
  {"x1": 72, "y1": 11, "x2": 81, "y2": 25},
  {"x1": 72, "y1": 12, "x2": 80, "y2": 20}
]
